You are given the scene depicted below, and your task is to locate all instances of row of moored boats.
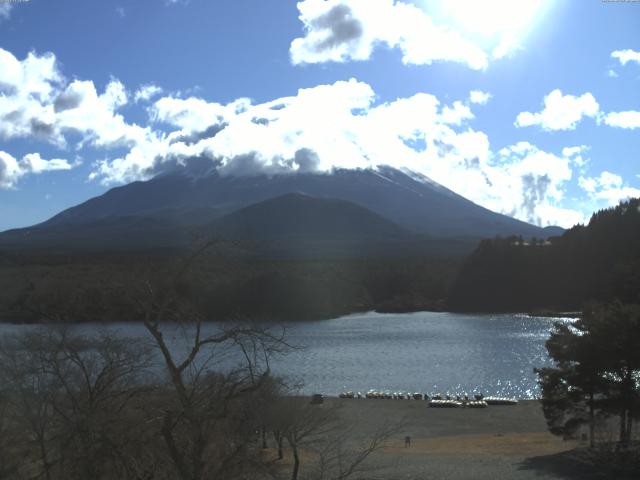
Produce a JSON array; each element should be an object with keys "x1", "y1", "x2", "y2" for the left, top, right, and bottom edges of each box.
[{"x1": 337, "y1": 390, "x2": 518, "y2": 408}]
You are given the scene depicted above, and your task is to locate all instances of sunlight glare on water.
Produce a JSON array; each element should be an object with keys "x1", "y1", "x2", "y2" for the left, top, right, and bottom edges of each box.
[{"x1": 269, "y1": 311, "x2": 569, "y2": 399}]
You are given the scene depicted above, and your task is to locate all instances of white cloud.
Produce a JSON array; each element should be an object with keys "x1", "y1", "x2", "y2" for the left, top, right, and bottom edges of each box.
[
  {"x1": 440, "y1": 101, "x2": 474, "y2": 125},
  {"x1": 562, "y1": 145, "x2": 587, "y2": 158},
  {"x1": 134, "y1": 84, "x2": 163, "y2": 103},
  {"x1": 290, "y1": 0, "x2": 488, "y2": 70},
  {"x1": 515, "y1": 89, "x2": 599, "y2": 131},
  {"x1": 579, "y1": 170, "x2": 640, "y2": 206},
  {"x1": 97, "y1": 78, "x2": 486, "y2": 183},
  {"x1": 491, "y1": 32, "x2": 522, "y2": 60},
  {"x1": 93, "y1": 79, "x2": 586, "y2": 226},
  {"x1": 54, "y1": 79, "x2": 152, "y2": 150},
  {"x1": 491, "y1": 142, "x2": 581, "y2": 226},
  {"x1": 561, "y1": 145, "x2": 590, "y2": 170},
  {"x1": 516, "y1": 88, "x2": 640, "y2": 131},
  {"x1": 607, "y1": 69, "x2": 618, "y2": 78},
  {"x1": 0, "y1": 48, "x2": 159, "y2": 153},
  {"x1": 20, "y1": 152, "x2": 73, "y2": 174},
  {"x1": 0, "y1": 48, "x2": 62, "y2": 98},
  {"x1": 603, "y1": 110, "x2": 640, "y2": 129},
  {"x1": 0, "y1": 47, "x2": 160, "y2": 184},
  {"x1": 469, "y1": 90, "x2": 492, "y2": 105},
  {"x1": 0, "y1": 47, "x2": 600, "y2": 227},
  {"x1": 0, "y1": 151, "x2": 72, "y2": 189},
  {"x1": 611, "y1": 49, "x2": 640, "y2": 66},
  {"x1": 151, "y1": 95, "x2": 249, "y2": 131},
  {"x1": 0, "y1": 48, "x2": 64, "y2": 143}
]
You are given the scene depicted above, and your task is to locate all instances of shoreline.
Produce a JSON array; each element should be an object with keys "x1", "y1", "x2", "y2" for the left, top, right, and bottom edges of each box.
[
  {"x1": 319, "y1": 397, "x2": 591, "y2": 479},
  {"x1": 1, "y1": 303, "x2": 583, "y2": 324},
  {"x1": 317, "y1": 394, "x2": 537, "y2": 402}
]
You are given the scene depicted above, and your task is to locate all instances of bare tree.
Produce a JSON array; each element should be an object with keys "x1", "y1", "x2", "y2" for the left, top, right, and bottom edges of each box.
[
  {"x1": 141, "y1": 319, "x2": 289, "y2": 479},
  {"x1": 125, "y1": 242, "x2": 292, "y2": 480},
  {"x1": 0, "y1": 328, "x2": 156, "y2": 480},
  {"x1": 307, "y1": 423, "x2": 398, "y2": 480},
  {"x1": 265, "y1": 395, "x2": 398, "y2": 480},
  {"x1": 0, "y1": 391, "x2": 22, "y2": 479},
  {"x1": 280, "y1": 398, "x2": 340, "y2": 480}
]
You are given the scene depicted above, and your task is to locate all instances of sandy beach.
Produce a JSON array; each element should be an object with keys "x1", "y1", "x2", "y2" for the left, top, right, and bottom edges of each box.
[{"x1": 272, "y1": 398, "x2": 625, "y2": 480}]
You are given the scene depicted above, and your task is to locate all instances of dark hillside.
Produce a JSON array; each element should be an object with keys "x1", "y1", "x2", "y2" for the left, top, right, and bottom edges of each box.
[{"x1": 448, "y1": 198, "x2": 640, "y2": 312}]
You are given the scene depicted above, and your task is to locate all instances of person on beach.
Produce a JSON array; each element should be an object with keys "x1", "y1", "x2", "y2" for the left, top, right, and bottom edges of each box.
[{"x1": 404, "y1": 435, "x2": 411, "y2": 448}]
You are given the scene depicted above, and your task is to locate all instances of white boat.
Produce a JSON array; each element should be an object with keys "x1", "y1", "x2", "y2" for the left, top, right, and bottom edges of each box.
[
  {"x1": 429, "y1": 399, "x2": 462, "y2": 408},
  {"x1": 465, "y1": 400, "x2": 488, "y2": 408}
]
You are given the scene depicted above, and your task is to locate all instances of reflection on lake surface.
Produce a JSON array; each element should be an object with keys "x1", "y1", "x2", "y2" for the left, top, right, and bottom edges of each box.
[
  {"x1": 277, "y1": 311, "x2": 568, "y2": 399},
  {"x1": 0, "y1": 311, "x2": 571, "y2": 399}
]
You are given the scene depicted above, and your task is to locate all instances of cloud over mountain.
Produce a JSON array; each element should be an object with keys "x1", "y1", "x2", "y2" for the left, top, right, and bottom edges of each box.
[
  {"x1": 96, "y1": 79, "x2": 586, "y2": 227},
  {"x1": 1, "y1": 46, "x2": 637, "y2": 227}
]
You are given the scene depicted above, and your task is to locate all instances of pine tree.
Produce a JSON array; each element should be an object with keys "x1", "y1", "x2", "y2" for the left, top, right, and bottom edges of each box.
[{"x1": 537, "y1": 302, "x2": 640, "y2": 446}]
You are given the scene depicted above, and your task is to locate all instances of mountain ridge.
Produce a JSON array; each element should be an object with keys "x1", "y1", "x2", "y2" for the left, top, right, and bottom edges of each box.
[
  {"x1": 3, "y1": 166, "x2": 562, "y2": 248},
  {"x1": 0, "y1": 167, "x2": 561, "y2": 256}
]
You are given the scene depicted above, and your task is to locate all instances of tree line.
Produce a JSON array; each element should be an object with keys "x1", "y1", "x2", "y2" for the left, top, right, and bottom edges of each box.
[
  {"x1": 1, "y1": 252, "x2": 459, "y2": 323},
  {"x1": 449, "y1": 198, "x2": 640, "y2": 312}
]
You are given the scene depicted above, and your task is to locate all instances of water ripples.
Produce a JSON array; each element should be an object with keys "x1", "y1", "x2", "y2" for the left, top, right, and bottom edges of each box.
[
  {"x1": 271, "y1": 311, "x2": 561, "y2": 399},
  {"x1": 0, "y1": 311, "x2": 565, "y2": 399}
]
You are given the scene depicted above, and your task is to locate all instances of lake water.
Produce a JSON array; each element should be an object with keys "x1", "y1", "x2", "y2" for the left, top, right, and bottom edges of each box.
[
  {"x1": 275, "y1": 311, "x2": 568, "y2": 399},
  {"x1": 0, "y1": 311, "x2": 570, "y2": 399}
]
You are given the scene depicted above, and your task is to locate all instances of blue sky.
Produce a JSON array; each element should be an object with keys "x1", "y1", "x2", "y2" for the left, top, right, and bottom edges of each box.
[{"x1": 0, "y1": 0, "x2": 639, "y2": 230}]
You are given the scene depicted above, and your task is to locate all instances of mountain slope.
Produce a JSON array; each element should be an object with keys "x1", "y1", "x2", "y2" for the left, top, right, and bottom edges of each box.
[
  {"x1": 205, "y1": 192, "x2": 472, "y2": 258},
  {"x1": 0, "y1": 215, "x2": 192, "y2": 253},
  {"x1": 210, "y1": 192, "x2": 409, "y2": 239},
  {"x1": 32, "y1": 166, "x2": 556, "y2": 240},
  {"x1": 0, "y1": 192, "x2": 473, "y2": 257}
]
